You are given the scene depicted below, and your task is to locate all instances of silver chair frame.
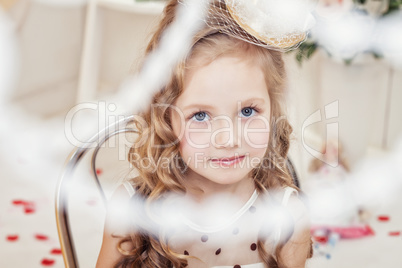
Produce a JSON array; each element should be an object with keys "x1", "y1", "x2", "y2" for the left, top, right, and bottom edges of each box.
[
  {"x1": 55, "y1": 115, "x2": 300, "y2": 268},
  {"x1": 55, "y1": 116, "x2": 137, "y2": 268}
]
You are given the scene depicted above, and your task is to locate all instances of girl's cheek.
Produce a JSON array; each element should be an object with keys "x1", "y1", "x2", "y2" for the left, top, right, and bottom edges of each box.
[
  {"x1": 243, "y1": 118, "x2": 270, "y2": 148},
  {"x1": 184, "y1": 121, "x2": 212, "y2": 148},
  {"x1": 185, "y1": 131, "x2": 211, "y2": 149},
  {"x1": 245, "y1": 132, "x2": 269, "y2": 148},
  {"x1": 179, "y1": 132, "x2": 209, "y2": 164}
]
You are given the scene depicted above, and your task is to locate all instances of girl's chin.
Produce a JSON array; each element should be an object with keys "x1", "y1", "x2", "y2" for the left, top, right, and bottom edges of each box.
[
  {"x1": 199, "y1": 171, "x2": 253, "y2": 186},
  {"x1": 184, "y1": 164, "x2": 256, "y2": 186}
]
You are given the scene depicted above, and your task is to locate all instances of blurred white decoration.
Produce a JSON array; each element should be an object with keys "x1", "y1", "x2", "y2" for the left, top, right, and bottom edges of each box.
[
  {"x1": 373, "y1": 10, "x2": 402, "y2": 68},
  {"x1": 316, "y1": 0, "x2": 354, "y2": 19},
  {"x1": 350, "y1": 137, "x2": 402, "y2": 207},
  {"x1": 294, "y1": 0, "x2": 402, "y2": 64},
  {"x1": 228, "y1": 0, "x2": 315, "y2": 38},
  {"x1": 307, "y1": 179, "x2": 358, "y2": 226},
  {"x1": 313, "y1": 10, "x2": 375, "y2": 60},
  {"x1": 354, "y1": 0, "x2": 389, "y2": 17}
]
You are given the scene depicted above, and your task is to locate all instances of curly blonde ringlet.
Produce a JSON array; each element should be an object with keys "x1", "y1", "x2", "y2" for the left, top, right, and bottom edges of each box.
[{"x1": 116, "y1": 1, "x2": 306, "y2": 267}]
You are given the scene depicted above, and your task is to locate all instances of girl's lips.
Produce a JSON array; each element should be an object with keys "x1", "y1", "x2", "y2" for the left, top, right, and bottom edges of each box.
[{"x1": 210, "y1": 155, "x2": 245, "y2": 167}]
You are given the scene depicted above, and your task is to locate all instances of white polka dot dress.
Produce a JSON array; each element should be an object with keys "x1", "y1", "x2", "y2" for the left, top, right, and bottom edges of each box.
[{"x1": 123, "y1": 181, "x2": 297, "y2": 268}]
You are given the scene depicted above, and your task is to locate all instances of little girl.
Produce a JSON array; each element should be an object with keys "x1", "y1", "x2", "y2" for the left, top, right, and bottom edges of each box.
[{"x1": 97, "y1": 0, "x2": 313, "y2": 267}]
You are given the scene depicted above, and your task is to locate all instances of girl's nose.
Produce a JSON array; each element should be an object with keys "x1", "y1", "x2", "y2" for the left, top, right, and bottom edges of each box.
[{"x1": 211, "y1": 116, "x2": 240, "y2": 148}]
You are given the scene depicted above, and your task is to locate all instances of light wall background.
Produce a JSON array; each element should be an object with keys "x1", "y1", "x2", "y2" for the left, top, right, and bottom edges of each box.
[{"x1": 6, "y1": 0, "x2": 402, "y2": 182}]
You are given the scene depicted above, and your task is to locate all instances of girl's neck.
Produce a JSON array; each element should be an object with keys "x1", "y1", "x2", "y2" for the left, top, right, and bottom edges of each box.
[
  {"x1": 181, "y1": 174, "x2": 255, "y2": 213},
  {"x1": 178, "y1": 173, "x2": 256, "y2": 228},
  {"x1": 185, "y1": 174, "x2": 256, "y2": 205}
]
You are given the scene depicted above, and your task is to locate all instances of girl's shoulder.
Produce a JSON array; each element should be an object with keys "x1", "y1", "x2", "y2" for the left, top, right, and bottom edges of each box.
[
  {"x1": 122, "y1": 179, "x2": 137, "y2": 197},
  {"x1": 102, "y1": 182, "x2": 134, "y2": 238},
  {"x1": 280, "y1": 186, "x2": 308, "y2": 222},
  {"x1": 281, "y1": 186, "x2": 298, "y2": 206},
  {"x1": 274, "y1": 187, "x2": 312, "y2": 267}
]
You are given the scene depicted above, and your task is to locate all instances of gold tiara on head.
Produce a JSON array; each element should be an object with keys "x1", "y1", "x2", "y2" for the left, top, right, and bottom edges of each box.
[{"x1": 200, "y1": 0, "x2": 316, "y2": 52}]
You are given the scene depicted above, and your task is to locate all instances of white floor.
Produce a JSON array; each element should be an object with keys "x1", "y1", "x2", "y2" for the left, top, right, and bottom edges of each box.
[{"x1": 0, "y1": 103, "x2": 74, "y2": 267}]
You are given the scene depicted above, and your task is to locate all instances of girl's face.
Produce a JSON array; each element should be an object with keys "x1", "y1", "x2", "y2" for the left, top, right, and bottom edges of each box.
[{"x1": 171, "y1": 55, "x2": 271, "y2": 190}]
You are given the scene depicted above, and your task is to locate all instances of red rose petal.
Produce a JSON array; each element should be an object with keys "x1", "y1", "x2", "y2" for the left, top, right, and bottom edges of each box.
[
  {"x1": 41, "y1": 258, "x2": 55, "y2": 266},
  {"x1": 389, "y1": 231, "x2": 400, "y2": 236},
  {"x1": 13, "y1": 200, "x2": 36, "y2": 214},
  {"x1": 24, "y1": 207, "x2": 36, "y2": 214},
  {"x1": 313, "y1": 235, "x2": 328, "y2": 243},
  {"x1": 6, "y1": 235, "x2": 19, "y2": 242},
  {"x1": 50, "y1": 248, "x2": 62, "y2": 255},
  {"x1": 12, "y1": 200, "x2": 26, "y2": 205},
  {"x1": 35, "y1": 234, "x2": 49, "y2": 241},
  {"x1": 378, "y1": 215, "x2": 390, "y2": 222},
  {"x1": 96, "y1": 168, "x2": 103, "y2": 175}
]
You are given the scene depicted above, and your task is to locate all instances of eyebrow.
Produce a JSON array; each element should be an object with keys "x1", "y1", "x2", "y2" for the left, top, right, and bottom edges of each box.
[
  {"x1": 182, "y1": 103, "x2": 216, "y2": 113},
  {"x1": 181, "y1": 98, "x2": 266, "y2": 112},
  {"x1": 241, "y1": 97, "x2": 266, "y2": 104}
]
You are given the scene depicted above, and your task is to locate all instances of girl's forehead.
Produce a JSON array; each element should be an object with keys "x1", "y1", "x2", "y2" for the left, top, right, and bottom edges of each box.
[
  {"x1": 177, "y1": 55, "x2": 269, "y2": 106},
  {"x1": 186, "y1": 49, "x2": 256, "y2": 71}
]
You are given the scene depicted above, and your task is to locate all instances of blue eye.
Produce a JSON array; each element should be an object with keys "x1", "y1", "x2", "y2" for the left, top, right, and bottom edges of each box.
[
  {"x1": 240, "y1": 107, "x2": 256, "y2": 117},
  {"x1": 191, "y1": 111, "x2": 210, "y2": 122}
]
